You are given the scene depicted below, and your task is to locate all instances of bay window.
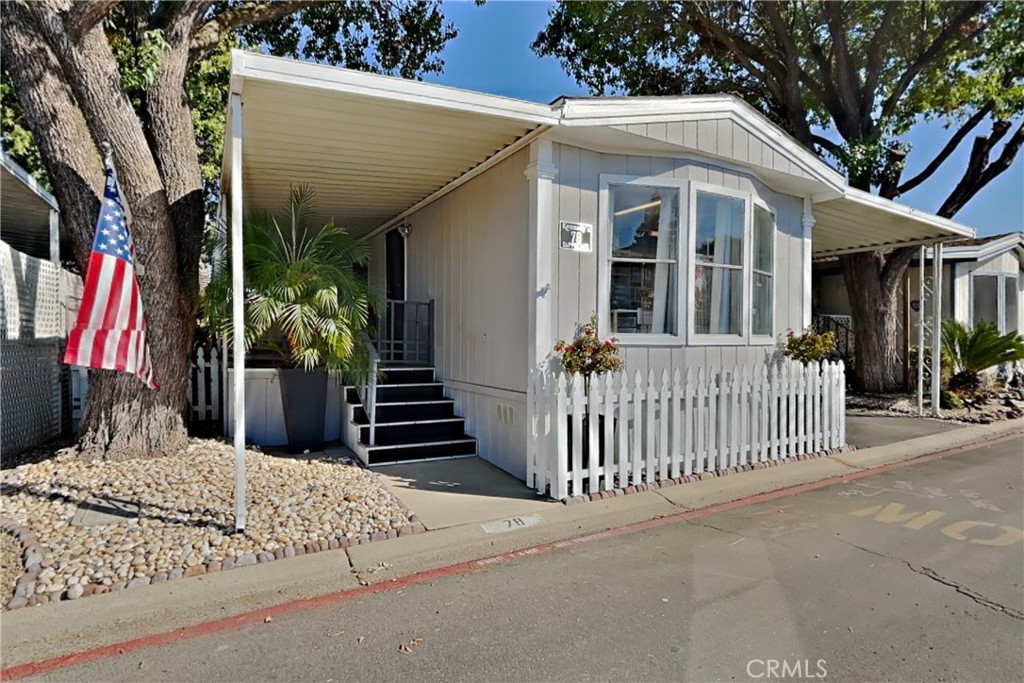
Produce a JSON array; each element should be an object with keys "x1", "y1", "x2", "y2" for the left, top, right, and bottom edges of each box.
[
  {"x1": 599, "y1": 175, "x2": 777, "y2": 344},
  {"x1": 693, "y1": 190, "x2": 744, "y2": 336},
  {"x1": 752, "y1": 205, "x2": 775, "y2": 337},
  {"x1": 607, "y1": 184, "x2": 680, "y2": 335}
]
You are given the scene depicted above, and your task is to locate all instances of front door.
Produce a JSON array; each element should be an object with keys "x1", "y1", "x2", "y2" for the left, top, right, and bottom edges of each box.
[{"x1": 384, "y1": 229, "x2": 406, "y2": 360}]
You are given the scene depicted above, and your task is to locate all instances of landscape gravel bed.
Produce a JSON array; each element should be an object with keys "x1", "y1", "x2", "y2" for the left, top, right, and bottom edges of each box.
[
  {"x1": 0, "y1": 530, "x2": 22, "y2": 604},
  {"x1": 0, "y1": 439, "x2": 423, "y2": 609}
]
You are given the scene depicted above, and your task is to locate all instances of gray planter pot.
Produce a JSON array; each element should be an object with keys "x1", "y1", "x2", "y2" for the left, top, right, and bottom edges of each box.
[{"x1": 277, "y1": 367, "x2": 328, "y2": 453}]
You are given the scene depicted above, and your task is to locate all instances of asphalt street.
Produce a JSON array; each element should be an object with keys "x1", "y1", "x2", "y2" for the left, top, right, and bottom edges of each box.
[{"x1": 27, "y1": 437, "x2": 1024, "y2": 683}]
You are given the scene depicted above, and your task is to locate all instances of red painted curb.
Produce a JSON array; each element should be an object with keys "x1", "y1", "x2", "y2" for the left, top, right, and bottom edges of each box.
[{"x1": 3, "y1": 432, "x2": 1017, "y2": 680}]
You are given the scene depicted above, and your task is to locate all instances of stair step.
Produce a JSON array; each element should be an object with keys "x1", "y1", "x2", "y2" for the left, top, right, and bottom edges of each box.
[
  {"x1": 378, "y1": 367, "x2": 434, "y2": 384},
  {"x1": 353, "y1": 400, "x2": 455, "y2": 423},
  {"x1": 357, "y1": 418, "x2": 467, "y2": 446},
  {"x1": 363, "y1": 438, "x2": 477, "y2": 465},
  {"x1": 372, "y1": 383, "x2": 445, "y2": 401}
]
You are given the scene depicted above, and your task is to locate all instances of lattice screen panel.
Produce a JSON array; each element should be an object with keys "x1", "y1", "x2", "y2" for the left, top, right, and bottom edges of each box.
[
  {"x1": 1, "y1": 341, "x2": 62, "y2": 457},
  {"x1": 1, "y1": 240, "x2": 62, "y2": 341}
]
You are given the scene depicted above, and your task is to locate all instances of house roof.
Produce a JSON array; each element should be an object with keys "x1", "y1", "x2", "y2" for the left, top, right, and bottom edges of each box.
[
  {"x1": 223, "y1": 51, "x2": 974, "y2": 251},
  {"x1": 934, "y1": 231, "x2": 1023, "y2": 262},
  {"x1": 1, "y1": 152, "x2": 58, "y2": 260}
]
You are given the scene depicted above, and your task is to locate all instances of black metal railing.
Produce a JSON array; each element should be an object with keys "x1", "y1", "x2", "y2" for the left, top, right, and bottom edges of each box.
[
  {"x1": 377, "y1": 299, "x2": 434, "y2": 365},
  {"x1": 813, "y1": 314, "x2": 854, "y2": 363}
]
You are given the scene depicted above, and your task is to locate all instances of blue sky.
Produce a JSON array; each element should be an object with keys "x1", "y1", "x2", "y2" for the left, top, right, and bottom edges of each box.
[{"x1": 423, "y1": 1, "x2": 1022, "y2": 236}]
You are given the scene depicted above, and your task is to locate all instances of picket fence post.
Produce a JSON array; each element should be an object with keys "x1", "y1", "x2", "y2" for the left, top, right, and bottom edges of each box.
[
  {"x1": 554, "y1": 373, "x2": 568, "y2": 500},
  {"x1": 602, "y1": 374, "x2": 615, "y2": 491},
  {"x1": 670, "y1": 369, "x2": 682, "y2": 479},
  {"x1": 617, "y1": 373, "x2": 629, "y2": 489}
]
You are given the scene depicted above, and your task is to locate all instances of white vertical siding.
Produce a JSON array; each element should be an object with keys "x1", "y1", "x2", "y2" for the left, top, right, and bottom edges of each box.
[
  {"x1": 401, "y1": 148, "x2": 530, "y2": 477},
  {"x1": 613, "y1": 118, "x2": 817, "y2": 182}
]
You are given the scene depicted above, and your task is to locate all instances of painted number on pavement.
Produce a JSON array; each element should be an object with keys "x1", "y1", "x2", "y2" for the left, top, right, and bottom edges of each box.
[{"x1": 481, "y1": 514, "x2": 544, "y2": 534}]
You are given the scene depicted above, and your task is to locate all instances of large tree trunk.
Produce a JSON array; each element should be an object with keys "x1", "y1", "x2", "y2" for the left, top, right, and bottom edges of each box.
[
  {"x1": 2, "y1": 1, "x2": 201, "y2": 459},
  {"x1": 838, "y1": 248, "x2": 915, "y2": 393}
]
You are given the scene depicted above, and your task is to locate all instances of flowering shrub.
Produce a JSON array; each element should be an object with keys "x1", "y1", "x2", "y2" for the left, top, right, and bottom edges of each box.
[
  {"x1": 554, "y1": 313, "x2": 623, "y2": 392},
  {"x1": 783, "y1": 328, "x2": 837, "y2": 364}
]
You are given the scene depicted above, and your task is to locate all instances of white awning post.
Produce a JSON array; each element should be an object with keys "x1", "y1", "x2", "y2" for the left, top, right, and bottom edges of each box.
[
  {"x1": 917, "y1": 245, "x2": 925, "y2": 415},
  {"x1": 931, "y1": 242, "x2": 943, "y2": 417},
  {"x1": 229, "y1": 93, "x2": 246, "y2": 532}
]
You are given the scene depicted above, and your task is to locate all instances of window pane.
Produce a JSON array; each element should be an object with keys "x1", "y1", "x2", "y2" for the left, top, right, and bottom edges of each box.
[
  {"x1": 694, "y1": 265, "x2": 742, "y2": 335},
  {"x1": 972, "y1": 275, "x2": 999, "y2": 327},
  {"x1": 610, "y1": 261, "x2": 677, "y2": 334},
  {"x1": 752, "y1": 273, "x2": 773, "y2": 336},
  {"x1": 753, "y1": 205, "x2": 774, "y2": 273},
  {"x1": 611, "y1": 185, "x2": 678, "y2": 260},
  {"x1": 1006, "y1": 276, "x2": 1019, "y2": 333},
  {"x1": 695, "y1": 191, "x2": 744, "y2": 266}
]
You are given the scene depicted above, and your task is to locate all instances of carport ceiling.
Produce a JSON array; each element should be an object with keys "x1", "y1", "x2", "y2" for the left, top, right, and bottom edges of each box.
[{"x1": 239, "y1": 79, "x2": 541, "y2": 237}]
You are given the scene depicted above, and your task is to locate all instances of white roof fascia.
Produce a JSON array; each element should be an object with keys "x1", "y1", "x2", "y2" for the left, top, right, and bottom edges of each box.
[
  {"x1": 925, "y1": 232, "x2": 1024, "y2": 262},
  {"x1": 838, "y1": 187, "x2": 975, "y2": 240},
  {"x1": 1, "y1": 152, "x2": 58, "y2": 211},
  {"x1": 558, "y1": 96, "x2": 846, "y2": 194},
  {"x1": 233, "y1": 50, "x2": 559, "y2": 126}
]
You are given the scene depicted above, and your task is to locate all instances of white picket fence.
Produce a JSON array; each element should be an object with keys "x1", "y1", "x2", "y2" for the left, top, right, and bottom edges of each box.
[
  {"x1": 71, "y1": 345, "x2": 222, "y2": 429},
  {"x1": 529, "y1": 360, "x2": 846, "y2": 499}
]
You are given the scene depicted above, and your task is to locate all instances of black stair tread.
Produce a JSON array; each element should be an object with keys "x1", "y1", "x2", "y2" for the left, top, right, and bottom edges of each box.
[
  {"x1": 362, "y1": 437, "x2": 476, "y2": 451},
  {"x1": 352, "y1": 417, "x2": 464, "y2": 427},
  {"x1": 376, "y1": 399, "x2": 453, "y2": 406},
  {"x1": 375, "y1": 382, "x2": 443, "y2": 388}
]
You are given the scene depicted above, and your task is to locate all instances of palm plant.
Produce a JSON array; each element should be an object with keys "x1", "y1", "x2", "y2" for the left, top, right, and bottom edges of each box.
[
  {"x1": 941, "y1": 319, "x2": 1024, "y2": 394},
  {"x1": 205, "y1": 185, "x2": 383, "y2": 379}
]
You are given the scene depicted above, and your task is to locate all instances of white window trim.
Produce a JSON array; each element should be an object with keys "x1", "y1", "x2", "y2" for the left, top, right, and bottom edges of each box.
[
  {"x1": 687, "y1": 181, "x2": 777, "y2": 346},
  {"x1": 598, "y1": 174, "x2": 688, "y2": 346}
]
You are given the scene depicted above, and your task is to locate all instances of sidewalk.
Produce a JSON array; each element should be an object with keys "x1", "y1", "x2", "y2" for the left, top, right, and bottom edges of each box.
[{"x1": 3, "y1": 418, "x2": 1021, "y2": 671}]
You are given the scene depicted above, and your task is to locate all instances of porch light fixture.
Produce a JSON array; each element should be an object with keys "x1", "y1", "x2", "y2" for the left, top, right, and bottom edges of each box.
[
  {"x1": 614, "y1": 199, "x2": 661, "y2": 217},
  {"x1": 397, "y1": 223, "x2": 412, "y2": 238}
]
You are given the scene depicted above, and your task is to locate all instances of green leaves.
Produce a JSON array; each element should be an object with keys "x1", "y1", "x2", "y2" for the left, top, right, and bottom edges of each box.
[
  {"x1": 942, "y1": 319, "x2": 1024, "y2": 375},
  {"x1": 204, "y1": 185, "x2": 384, "y2": 376}
]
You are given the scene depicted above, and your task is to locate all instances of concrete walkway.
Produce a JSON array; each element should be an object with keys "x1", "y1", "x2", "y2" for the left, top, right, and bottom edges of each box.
[
  {"x1": 2, "y1": 419, "x2": 1020, "y2": 672},
  {"x1": 375, "y1": 458, "x2": 553, "y2": 530},
  {"x1": 845, "y1": 414, "x2": 964, "y2": 450}
]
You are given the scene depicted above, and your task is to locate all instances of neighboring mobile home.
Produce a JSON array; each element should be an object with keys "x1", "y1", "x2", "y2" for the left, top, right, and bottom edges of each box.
[
  {"x1": 814, "y1": 232, "x2": 1023, "y2": 379},
  {"x1": 0, "y1": 152, "x2": 69, "y2": 454},
  {"x1": 221, "y1": 51, "x2": 973, "y2": 488}
]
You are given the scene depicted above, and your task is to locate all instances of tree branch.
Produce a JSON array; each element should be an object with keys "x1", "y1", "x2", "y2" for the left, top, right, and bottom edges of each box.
[
  {"x1": 881, "y1": 246, "x2": 917, "y2": 292},
  {"x1": 860, "y1": 2, "x2": 899, "y2": 114},
  {"x1": 877, "y1": 1, "x2": 986, "y2": 125},
  {"x1": 821, "y1": 1, "x2": 864, "y2": 135},
  {"x1": 896, "y1": 102, "x2": 995, "y2": 195},
  {"x1": 190, "y1": 0, "x2": 319, "y2": 62},
  {"x1": 66, "y1": 0, "x2": 118, "y2": 42},
  {"x1": 811, "y1": 134, "x2": 844, "y2": 158},
  {"x1": 939, "y1": 120, "x2": 1024, "y2": 217}
]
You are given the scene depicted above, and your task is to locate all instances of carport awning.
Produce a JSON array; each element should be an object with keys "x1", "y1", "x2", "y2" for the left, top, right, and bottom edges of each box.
[
  {"x1": 1, "y1": 154, "x2": 58, "y2": 260},
  {"x1": 813, "y1": 187, "x2": 974, "y2": 257},
  {"x1": 227, "y1": 52, "x2": 554, "y2": 238}
]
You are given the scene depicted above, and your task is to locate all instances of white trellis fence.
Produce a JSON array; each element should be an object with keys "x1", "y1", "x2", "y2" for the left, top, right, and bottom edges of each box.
[
  {"x1": 71, "y1": 345, "x2": 221, "y2": 429},
  {"x1": 529, "y1": 360, "x2": 846, "y2": 499}
]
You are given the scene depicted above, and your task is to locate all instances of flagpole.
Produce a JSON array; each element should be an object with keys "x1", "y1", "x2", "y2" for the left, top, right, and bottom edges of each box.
[{"x1": 230, "y1": 94, "x2": 246, "y2": 533}]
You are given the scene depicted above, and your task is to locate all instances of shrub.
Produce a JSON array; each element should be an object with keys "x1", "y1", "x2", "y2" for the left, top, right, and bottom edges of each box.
[
  {"x1": 941, "y1": 320, "x2": 1024, "y2": 395},
  {"x1": 940, "y1": 389, "x2": 964, "y2": 410},
  {"x1": 555, "y1": 314, "x2": 623, "y2": 393},
  {"x1": 782, "y1": 328, "x2": 837, "y2": 364}
]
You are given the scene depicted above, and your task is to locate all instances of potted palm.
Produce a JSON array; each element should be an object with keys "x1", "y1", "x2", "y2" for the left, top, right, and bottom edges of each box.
[{"x1": 206, "y1": 185, "x2": 382, "y2": 452}]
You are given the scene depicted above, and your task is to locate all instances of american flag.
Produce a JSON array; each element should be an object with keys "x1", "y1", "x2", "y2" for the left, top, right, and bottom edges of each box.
[{"x1": 64, "y1": 158, "x2": 157, "y2": 389}]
